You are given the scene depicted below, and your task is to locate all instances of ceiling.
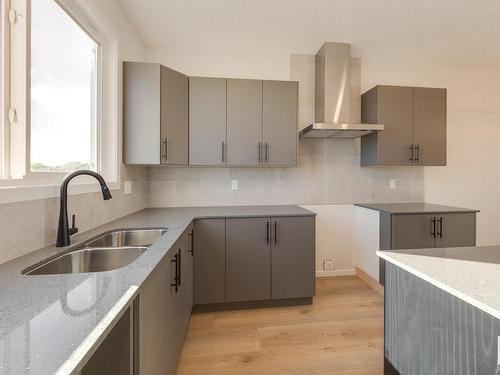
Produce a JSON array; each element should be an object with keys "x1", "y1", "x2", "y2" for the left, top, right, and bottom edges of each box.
[{"x1": 119, "y1": 0, "x2": 500, "y2": 66}]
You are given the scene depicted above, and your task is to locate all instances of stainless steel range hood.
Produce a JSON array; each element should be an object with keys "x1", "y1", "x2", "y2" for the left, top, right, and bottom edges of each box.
[{"x1": 299, "y1": 42, "x2": 383, "y2": 138}]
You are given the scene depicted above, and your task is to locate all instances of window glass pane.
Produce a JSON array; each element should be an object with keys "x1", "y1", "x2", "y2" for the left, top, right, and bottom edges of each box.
[{"x1": 31, "y1": 0, "x2": 98, "y2": 172}]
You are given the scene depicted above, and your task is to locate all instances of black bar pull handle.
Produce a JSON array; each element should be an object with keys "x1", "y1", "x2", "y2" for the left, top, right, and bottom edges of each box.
[
  {"x1": 177, "y1": 249, "x2": 181, "y2": 287},
  {"x1": 437, "y1": 217, "x2": 443, "y2": 238},
  {"x1": 431, "y1": 217, "x2": 436, "y2": 238},
  {"x1": 409, "y1": 144, "x2": 414, "y2": 162},
  {"x1": 266, "y1": 221, "x2": 270, "y2": 244},
  {"x1": 258, "y1": 142, "x2": 262, "y2": 163},
  {"x1": 274, "y1": 221, "x2": 278, "y2": 244},
  {"x1": 188, "y1": 231, "x2": 193, "y2": 256},
  {"x1": 221, "y1": 141, "x2": 225, "y2": 163},
  {"x1": 414, "y1": 144, "x2": 420, "y2": 163},
  {"x1": 162, "y1": 138, "x2": 168, "y2": 161},
  {"x1": 170, "y1": 253, "x2": 179, "y2": 293}
]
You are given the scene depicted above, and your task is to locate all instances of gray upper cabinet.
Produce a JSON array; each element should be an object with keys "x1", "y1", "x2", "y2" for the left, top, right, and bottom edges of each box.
[
  {"x1": 226, "y1": 217, "x2": 271, "y2": 302},
  {"x1": 361, "y1": 85, "x2": 446, "y2": 166},
  {"x1": 193, "y1": 219, "x2": 226, "y2": 305},
  {"x1": 123, "y1": 62, "x2": 161, "y2": 165},
  {"x1": 189, "y1": 77, "x2": 227, "y2": 166},
  {"x1": 226, "y1": 79, "x2": 263, "y2": 166},
  {"x1": 271, "y1": 216, "x2": 315, "y2": 299},
  {"x1": 413, "y1": 87, "x2": 447, "y2": 166},
  {"x1": 262, "y1": 81, "x2": 298, "y2": 166},
  {"x1": 123, "y1": 62, "x2": 188, "y2": 165},
  {"x1": 160, "y1": 66, "x2": 189, "y2": 165}
]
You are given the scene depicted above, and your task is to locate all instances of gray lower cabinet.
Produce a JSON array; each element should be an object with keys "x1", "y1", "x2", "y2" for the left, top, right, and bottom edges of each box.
[
  {"x1": 391, "y1": 214, "x2": 436, "y2": 250},
  {"x1": 271, "y1": 216, "x2": 315, "y2": 299},
  {"x1": 226, "y1": 217, "x2": 271, "y2": 302},
  {"x1": 361, "y1": 85, "x2": 446, "y2": 166},
  {"x1": 81, "y1": 308, "x2": 132, "y2": 375},
  {"x1": 193, "y1": 219, "x2": 226, "y2": 304},
  {"x1": 379, "y1": 212, "x2": 476, "y2": 285},
  {"x1": 226, "y1": 79, "x2": 263, "y2": 166},
  {"x1": 138, "y1": 227, "x2": 192, "y2": 375},
  {"x1": 123, "y1": 62, "x2": 188, "y2": 165},
  {"x1": 262, "y1": 81, "x2": 298, "y2": 166},
  {"x1": 189, "y1": 77, "x2": 227, "y2": 166},
  {"x1": 195, "y1": 215, "x2": 315, "y2": 305}
]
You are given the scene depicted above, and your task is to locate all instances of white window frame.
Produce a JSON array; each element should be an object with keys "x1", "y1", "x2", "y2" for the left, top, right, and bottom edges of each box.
[{"x1": 0, "y1": 0, "x2": 122, "y2": 203}]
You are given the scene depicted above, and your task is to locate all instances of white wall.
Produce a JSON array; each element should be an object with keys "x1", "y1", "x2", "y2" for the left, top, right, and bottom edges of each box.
[{"x1": 301, "y1": 204, "x2": 356, "y2": 276}]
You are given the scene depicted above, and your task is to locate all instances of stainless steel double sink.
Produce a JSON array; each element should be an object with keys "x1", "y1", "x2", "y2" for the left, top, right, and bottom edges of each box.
[{"x1": 23, "y1": 228, "x2": 167, "y2": 276}]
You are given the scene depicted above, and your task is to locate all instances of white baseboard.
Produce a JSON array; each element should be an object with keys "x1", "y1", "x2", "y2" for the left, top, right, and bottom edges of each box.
[{"x1": 316, "y1": 269, "x2": 356, "y2": 277}]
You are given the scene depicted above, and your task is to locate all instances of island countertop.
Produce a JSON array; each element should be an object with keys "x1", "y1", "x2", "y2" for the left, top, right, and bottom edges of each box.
[
  {"x1": 0, "y1": 205, "x2": 315, "y2": 375},
  {"x1": 355, "y1": 202, "x2": 479, "y2": 214},
  {"x1": 377, "y1": 246, "x2": 500, "y2": 320}
]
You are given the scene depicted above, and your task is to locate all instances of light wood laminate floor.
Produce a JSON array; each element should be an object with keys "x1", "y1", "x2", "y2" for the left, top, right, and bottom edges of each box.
[{"x1": 177, "y1": 276, "x2": 384, "y2": 374}]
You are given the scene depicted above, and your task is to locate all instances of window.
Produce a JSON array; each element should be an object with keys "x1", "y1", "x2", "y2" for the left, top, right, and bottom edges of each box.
[
  {"x1": 0, "y1": 0, "x2": 120, "y2": 201},
  {"x1": 30, "y1": 0, "x2": 99, "y2": 172}
]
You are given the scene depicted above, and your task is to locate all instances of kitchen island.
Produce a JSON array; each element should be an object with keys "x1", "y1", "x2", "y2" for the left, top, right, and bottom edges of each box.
[{"x1": 378, "y1": 247, "x2": 500, "y2": 374}]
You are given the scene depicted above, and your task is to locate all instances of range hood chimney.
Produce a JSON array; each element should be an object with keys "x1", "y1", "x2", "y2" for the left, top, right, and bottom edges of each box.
[{"x1": 299, "y1": 42, "x2": 383, "y2": 138}]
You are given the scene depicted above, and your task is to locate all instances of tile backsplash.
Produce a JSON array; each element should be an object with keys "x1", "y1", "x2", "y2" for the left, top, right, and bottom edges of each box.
[
  {"x1": 0, "y1": 166, "x2": 148, "y2": 264},
  {"x1": 0, "y1": 54, "x2": 424, "y2": 264},
  {"x1": 146, "y1": 54, "x2": 424, "y2": 207}
]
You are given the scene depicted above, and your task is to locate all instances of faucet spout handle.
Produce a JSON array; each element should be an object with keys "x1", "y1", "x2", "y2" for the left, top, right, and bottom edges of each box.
[{"x1": 69, "y1": 214, "x2": 79, "y2": 236}]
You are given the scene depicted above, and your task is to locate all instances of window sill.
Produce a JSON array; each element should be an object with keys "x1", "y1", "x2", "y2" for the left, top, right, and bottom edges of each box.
[{"x1": 0, "y1": 181, "x2": 121, "y2": 205}]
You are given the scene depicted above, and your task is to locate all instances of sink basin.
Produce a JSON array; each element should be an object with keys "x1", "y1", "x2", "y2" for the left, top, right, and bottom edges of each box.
[
  {"x1": 22, "y1": 227, "x2": 167, "y2": 276},
  {"x1": 24, "y1": 246, "x2": 148, "y2": 275},
  {"x1": 85, "y1": 228, "x2": 167, "y2": 248}
]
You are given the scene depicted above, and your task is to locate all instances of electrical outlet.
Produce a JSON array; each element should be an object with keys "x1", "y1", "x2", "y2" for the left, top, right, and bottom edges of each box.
[
  {"x1": 389, "y1": 179, "x2": 396, "y2": 190},
  {"x1": 231, "y1": 180, "x2": 238, "y2": 191},
  {"x1": 323, "y1": 259, "x2": 335, "y2": 272},
  {"x1": 124, "y1": 181, "x2": 132, "y2": 195}
]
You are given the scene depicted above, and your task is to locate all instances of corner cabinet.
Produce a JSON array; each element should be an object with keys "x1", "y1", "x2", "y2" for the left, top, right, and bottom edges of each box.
[
  {"x1": 189, "y1": 77, "x2": 298, "y2": 167},
  {"x1": 124, "y1": 62, "x2": 188, "y2": 165},
  {"x1": 360, "y1": 85, "x2": 446, "y2": 166}
]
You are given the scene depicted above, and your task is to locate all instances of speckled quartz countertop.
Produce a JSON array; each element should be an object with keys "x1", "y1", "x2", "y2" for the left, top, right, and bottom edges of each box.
[
  {"x1": 377, "y1": 247, "x2": 500, "y2": 320},
  {"x1": 0, "y1": 206, "x2": 315, "y2": 375},
  {"x1": 355, "y1": 202, "x2": 479, "y2": 214}
]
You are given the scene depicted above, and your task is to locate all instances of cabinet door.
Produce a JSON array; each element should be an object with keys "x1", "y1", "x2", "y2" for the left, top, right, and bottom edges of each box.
[
  {"x1": 189, "y1": 77, "x2": 227, "y2": 166},
  {"x1": 160, "y1": 65, "x2": 189, "y2": 165},
  {"x1": 226, "y1": 79, "x2": 263, "y2": 166},
  {"x1": 271, "y1": 216, "x2": 315, "y2": 299},
  {"x1": 139, "y1": 253, "x2": 173, "y2": 375},
  {"x1": 413, "y1": 87, "x2": 447, "y2": 166},
  {"x1": 82, "y1": 308, "x2": 132, "y2": 375},
  {"x1": 123, "y1": 62, "x2": 161, "y2": 165},
  {"x1": 262, "y1": 81, "x2": 298, "y2": 166},
  {"x1": 434, "y1": 213, "x2": 476, "y2": 248},
  {"x1": 180, "y1": 226, "x2": 194, "y2": 322},
  {"x1": 193, "y1": 219, "x2": 226, "y2": 304},
  {"x1": 378, "y1": 86, "x2": 414, "y2": 166},
  {"x1": 226, "y1": 217, "x2": 271, "y2": 302},
  {"x1": 391, "y1": 214, "x2": 436, "y2": 249}
]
